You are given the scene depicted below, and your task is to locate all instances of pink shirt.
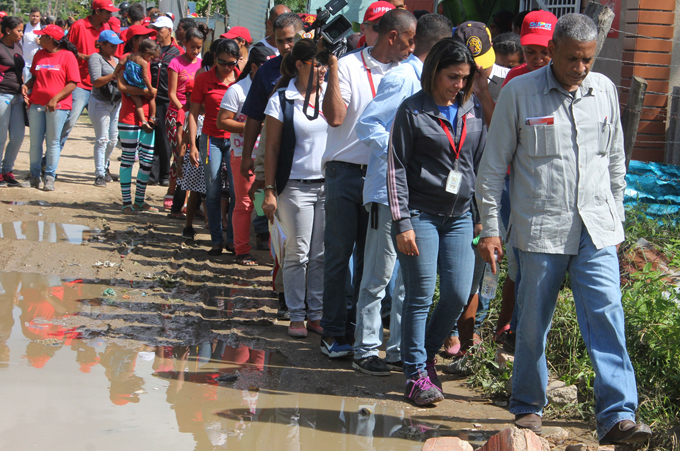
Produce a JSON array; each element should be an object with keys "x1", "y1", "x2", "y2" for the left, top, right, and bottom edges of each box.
[{"x1": 168, "y1": 55, "x2": 201, "y2": 107}]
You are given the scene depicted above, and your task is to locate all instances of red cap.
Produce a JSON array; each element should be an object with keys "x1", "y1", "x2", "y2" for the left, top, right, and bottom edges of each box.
[
  {"x1": 92, "y1": 0, "x2": 120, "y2": 11},
  {"x1": 220, "y1": 26, "x2": 252, "y2": 44},
  {"x1": 35, "y1": 24, "x2": 65, "y2": 41},
  {"x1": 141, "y1": 17, "x2": 151, "y2": 26},
  {"x1": 122, "y1": 24, "x2": 157, "y2": 41},
  {"x1": 363, "y1": 1, "x2": 395, "y2": 23},
  {"x1": 0, "y1": 11, "x2": 7, "y2": 18},
  {"x1": 520, "y1": 10, "x2": 558, "y2": 48}
]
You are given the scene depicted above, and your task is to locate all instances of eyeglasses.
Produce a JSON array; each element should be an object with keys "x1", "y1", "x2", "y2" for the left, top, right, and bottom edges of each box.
[
  {"x1": 363, "y1": 22, "x2": 380, "y2": 32},
  {"x1": 216, "y1": 58, "x2": 238, "y2": 68}
]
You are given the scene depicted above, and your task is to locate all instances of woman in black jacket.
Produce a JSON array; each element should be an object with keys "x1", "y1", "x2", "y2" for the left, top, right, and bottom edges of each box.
[{"x1": 387, "y1": 38, "x2": 487, "y2": 406}]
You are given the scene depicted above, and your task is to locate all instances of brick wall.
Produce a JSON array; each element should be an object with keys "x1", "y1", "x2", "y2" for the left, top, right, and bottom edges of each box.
[{"x1": 620, "y1": 0, "x2": 675, "y2": 161}]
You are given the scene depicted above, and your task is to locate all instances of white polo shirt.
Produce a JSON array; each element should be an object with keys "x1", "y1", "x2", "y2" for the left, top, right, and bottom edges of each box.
[
  {"x1": 265, "y1": 78, "x2": 328, "y2": 180},
  {"x1": 220, "y1": 76, "x2": 254, "y2": 158},
  {"x1": 321, "y1": 47, "x2": 398, "y2": 168}
]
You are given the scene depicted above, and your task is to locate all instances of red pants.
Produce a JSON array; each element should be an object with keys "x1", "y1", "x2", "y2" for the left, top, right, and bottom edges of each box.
[{"x1": 230, "y1": 154, "x2": 254, "y2": 256}]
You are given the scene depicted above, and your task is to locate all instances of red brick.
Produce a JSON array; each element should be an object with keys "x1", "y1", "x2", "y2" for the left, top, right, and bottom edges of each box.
[
  {"x1": 632, "y1": 148, "x2": 664, "y2": 162},
  {"x1": 422, "y1": 437, "x2": 473, "y2": 451},
  {"x1": 626, "y1": 0, "x2": 676, "y2": 10},
  {"x1": 626, "y1": 10, "x2": 675, "y2": 25},
  {"x1": 619, "y1": 78, "x2": 669, "y2": 94},
  {"x1": 478, "y1": 427, "x2": 543, "y2": 451},
  {"x1": 622, "y1": 37, "x2": 673, "y2": 52},
  {"x1": 635, "y1": 133, "x2": 666, "y2": 143},
  {"x1": 621, "y1": 51, "x2": 672, "y2": 66},
  {"x1": 621, "y1": 65, "x2": 671, "y2": 80},
  {"x1": 625, "y1": 24, "x2": 674, "y2": 39},
  {"x1": 636, "y1": 120, "x2": 667, "y2": 134},
  {"x1": 620, "y1": 92, "x2": 668, "y2": 108}
]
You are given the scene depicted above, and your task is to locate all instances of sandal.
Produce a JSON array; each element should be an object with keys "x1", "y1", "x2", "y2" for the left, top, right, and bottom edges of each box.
[
  {"x1": 122, "y1": 205, "x2": 136, "y2": 215},
  {"x1": 134, "y1": 202, "x2": 159, "y2": 213},
  {"x1": 236, "y1": 254, "x2": 258, "y2": 266},
  {"x1": 163, "y1": 194, "x2": 173, "y2": 210}
]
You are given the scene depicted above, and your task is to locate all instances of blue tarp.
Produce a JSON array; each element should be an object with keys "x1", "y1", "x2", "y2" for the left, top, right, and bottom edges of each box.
[{"x1": 624, "y1": 161, "x2": 680, "y2": 216}]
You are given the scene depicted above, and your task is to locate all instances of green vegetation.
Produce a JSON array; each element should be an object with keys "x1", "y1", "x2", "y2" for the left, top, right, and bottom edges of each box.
[
  {"x1": 0, "y1": 0, "x2": 90, "y2": 20},
  {"x1": 463, "y1": 206, "x2": 680, "y2": 450},
  {"x1": 438, "y1": 0, "x2": 519, "y2": 27}
]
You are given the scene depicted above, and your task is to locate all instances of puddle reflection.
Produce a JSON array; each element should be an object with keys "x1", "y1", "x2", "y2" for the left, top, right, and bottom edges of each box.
[
  {"x1": 0, "y1": 272, "x2": 489, "y2": 450},
  {"x1": 0, "y1": 221, "x2": 100, "y2": 244}
]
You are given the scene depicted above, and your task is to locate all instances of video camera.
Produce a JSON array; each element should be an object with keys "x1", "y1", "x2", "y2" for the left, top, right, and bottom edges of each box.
[{"x1": 307, "y1": 0, "x2": 354, "y2": 64}]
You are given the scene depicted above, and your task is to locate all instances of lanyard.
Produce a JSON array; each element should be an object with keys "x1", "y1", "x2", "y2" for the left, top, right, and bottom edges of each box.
[
  {"x1": 360, "y1": 51, "x2": 376, "y2": 98},
  {"x1": 439, "y1": 116, "x2": 467, "y2": 160}
]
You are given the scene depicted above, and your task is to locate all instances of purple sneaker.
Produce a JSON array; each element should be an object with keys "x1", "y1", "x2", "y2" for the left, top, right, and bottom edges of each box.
[
  {"x1": 425, "y1": 358, "x2": 442, "y2": 390},
  {"x1": 404, "y1": 370, "x2": 444, "y2": 406}
]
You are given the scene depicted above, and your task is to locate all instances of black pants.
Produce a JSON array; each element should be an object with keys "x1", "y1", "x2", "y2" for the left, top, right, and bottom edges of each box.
[{"x1": 149, "y1": 99, "x2": 171, "y2": 183}]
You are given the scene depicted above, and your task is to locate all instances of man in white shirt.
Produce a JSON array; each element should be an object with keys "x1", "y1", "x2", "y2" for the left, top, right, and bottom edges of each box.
[
  {"x1": 319, "y1": 9, "x2": 416, "y2": 359},
  {"x1": 22, "y1": 7, "x2": 42, "y2": 82}
]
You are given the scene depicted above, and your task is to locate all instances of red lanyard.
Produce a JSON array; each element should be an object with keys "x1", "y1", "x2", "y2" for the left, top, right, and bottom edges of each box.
[
  {"x1": 439, "y1": 116, "x2": 467, "y2": 160},
  {"x1": 360, "y1": 51, "x2": 376, "y2": 98}
]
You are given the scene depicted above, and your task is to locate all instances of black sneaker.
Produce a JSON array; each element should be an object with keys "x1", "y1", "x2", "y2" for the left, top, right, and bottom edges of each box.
[
  {"x1": 404, "y1": 370, "x2": 444, "y2": 406},
  {"x1": 385, "y1": 359, "x2": 403, "y2": 372},
  {"x1": 503, "y1": 331, "x2": 516, "y2": 354},
  {"x1": 352, "y1": 356, "x2": 391, "y2": 376},
  {"x1": 425, "y1": 358, "x2": 443, "y2": 390},
  {"x1": 2, "y1": 172, "x2": 21, "y2": 188},
  {"x1": 94, "y1": 176, "x2": 107, "y2": 187},
  {"x1": 182, "y1": 226, "x2": 196, "y2": 240},
  {"x1": 320, "y1": 335, "x2": 353, "y2": 358},
  {"x1": 277, "y1": 292, "x2": 290, "y2": 320},
  {"x1": 105, "y1": 169, "x2": 119, "y2": 182}
]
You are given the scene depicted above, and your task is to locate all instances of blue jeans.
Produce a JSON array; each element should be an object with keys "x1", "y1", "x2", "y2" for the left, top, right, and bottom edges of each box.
[
  {"x1": 511, "y1": 227, "x2": 638, "y2": 440},
  {"x1": 29, "y1": 105, "x2": 70, "y2": 178},
  {"x1": 450, "y1": 246, "x2": 489, "y2": 337},
  {"x1": 88, "y1": 96, "x2": 121, "y2": 177},
  {"x1": 320, "y1": 161, "x2": 369, "y2": 338},
  {"x1": 397, "y1": 210, "x2": 474, "y2": 378},
  {"x1": 354, "y1": 202, "x2": 403, "y2": 361},
  {"x1": 199, "y1": 133, "x2": 231, "y2": 246},
  {"x1": 253, "y1": 214, "x2": 269, "y2": 235},
  {"x1": 59, "y1": 87, "x2": 90, "y2": 150},
  {"x1": 0, "y1": 93, "x2": 25, "y2": 174}
]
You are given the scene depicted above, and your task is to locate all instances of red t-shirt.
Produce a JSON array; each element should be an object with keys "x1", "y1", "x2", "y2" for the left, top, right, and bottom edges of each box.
[
  {"x1": 191, "y1": 67, "x2": 239, "y2": 139},
  {"x1": 502, "y1": 63, "x2": 531, "y2": 88},
  {"x1": 119, "y1": 55, "x2": 151, "y2": 125},
  {"x1": 68, "y1": 16, "x2": 111, "y2": 90},
  {"x1": 29, "y1": 49, "x2": 81, "y2": 109}
]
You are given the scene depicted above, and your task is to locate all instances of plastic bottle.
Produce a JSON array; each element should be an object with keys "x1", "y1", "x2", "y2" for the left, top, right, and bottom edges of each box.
[
  {"x1": 480, "y1": 252, "x2": 499, "y2": 299},
  {"x1": 36, "y1": 106, "x2": 45, "y2": 113}
]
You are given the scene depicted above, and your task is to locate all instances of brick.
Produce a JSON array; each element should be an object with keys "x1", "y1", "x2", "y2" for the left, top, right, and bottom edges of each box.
[
  {"x1": 619, "y1": 78, "x2": 669, "y2": 94},
  {"x1": 626, "y1": 0, "x2": 676, "y2": 10},
  {"x1": 625, "y1": 24, "x2": 674, "y2": 39},
  {"x1": 478, "y1": 427, "x2": 543, "y2": 451},
  {"x1": 637, "y1": 120, "x2": 667, "y2": 134},
  {"x1": 636, "y1": 133, "x2": 666, "y2": 144},
  {"x1": 626, "y1": 10, "x2": 675, "y2": 25},
  {"x1": 632, "y1": 147, "x2": 664, "y2": 162},
  {"x1": 622, "y1": 37, "x2": 673, "y2": 52},
  {"x1": 620, "y1": 92, "x2": 668, "y2": 108},
  {"x1": 621, "y1": 65, "x2": 671, "y2": 80},
  {"x1": 621, "y1": 51, "x2": 672, "y2": 66},
  {"x1": 422, "y1": 437, "x2": 473, "y2": 451}
]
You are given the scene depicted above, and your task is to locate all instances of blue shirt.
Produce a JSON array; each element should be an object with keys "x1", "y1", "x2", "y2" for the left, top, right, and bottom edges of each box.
[
  {"x1": 242, "y1": 55, "x2": 282, "y2": 121},
  {"x1": 437, "y1": 103, "x2": 459, "y2": 134},
  {"x1": 356, "y1": 54, "x2": 423, "y2": 206}
]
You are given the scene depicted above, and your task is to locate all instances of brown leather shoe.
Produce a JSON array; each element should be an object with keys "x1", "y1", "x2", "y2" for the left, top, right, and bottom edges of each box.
[
  {"x1": 599, "y1": 420, "x2": 652, "y2": 445},
  {"x1": 515, "y1": 413, "x2": 542, "y2": 434}
]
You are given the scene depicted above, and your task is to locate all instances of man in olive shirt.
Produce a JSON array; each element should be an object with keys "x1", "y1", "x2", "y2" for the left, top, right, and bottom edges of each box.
[{"x1": 476, "y1": 14, "x2": 651, "y2": 446}]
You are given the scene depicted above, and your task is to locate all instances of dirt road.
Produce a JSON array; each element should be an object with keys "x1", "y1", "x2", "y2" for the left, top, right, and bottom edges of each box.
[{"x1": 0, "y1": 119, "x2": 596, "y2": 450}]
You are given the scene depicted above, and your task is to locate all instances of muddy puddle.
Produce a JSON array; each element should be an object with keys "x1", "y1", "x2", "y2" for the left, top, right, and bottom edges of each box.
[
  {"x1": 0, "y1": 221, "x2": 101, "y2": 244},
  {"x1": 0, "y1": 271, "x2": 498, "y2": 450}
]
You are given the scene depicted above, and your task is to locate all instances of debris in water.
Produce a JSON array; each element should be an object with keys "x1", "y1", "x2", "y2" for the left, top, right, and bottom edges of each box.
[
  {"x1": 216, "y1": 373, "x2": 239, "y2": 383},
  {"x1": 93, "y1": 261, "x2": 118, "y2": 268},
  {"x1": 102, "y1": 288, "x2": 116, "y2": 297}
]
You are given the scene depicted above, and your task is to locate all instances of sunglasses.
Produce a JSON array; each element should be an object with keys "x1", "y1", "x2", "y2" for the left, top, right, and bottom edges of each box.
[
  {"x1": 303, "y1": 60, "x2": 326, "y2": 69},
  {"x1": 216, "y1": 58, "x2": 238, "y2": 68}
]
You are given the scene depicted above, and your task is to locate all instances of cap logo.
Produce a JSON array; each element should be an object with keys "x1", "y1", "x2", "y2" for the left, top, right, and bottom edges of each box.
[
  {"x1": 466, "y1": 36, "x2": 482, "y2": 57},
  {"x1": 372, "y1": 7, "x2": 391, "y2": 13},
  {"x1": 530, "y1": 21, "x2": 552, "y2": 31}
]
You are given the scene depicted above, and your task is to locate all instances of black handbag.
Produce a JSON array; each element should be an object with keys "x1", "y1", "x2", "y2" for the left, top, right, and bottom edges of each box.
[{"x1": 99, "y1": 58, "x2": 122, "y2": 104}]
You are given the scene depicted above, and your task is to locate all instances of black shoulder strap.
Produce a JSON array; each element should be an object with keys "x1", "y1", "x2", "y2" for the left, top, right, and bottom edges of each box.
[{"x1": 275, "y1": 87, "x2": 297, "y2": 195}]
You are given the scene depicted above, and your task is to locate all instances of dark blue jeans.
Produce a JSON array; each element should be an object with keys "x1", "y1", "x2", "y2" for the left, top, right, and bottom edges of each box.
[
  {"x1": 320, "y1": 161, "x2": 369, "y2": 337},
  {"x1": 397, "y1": 210, "x2": 474, "y2": 378}
]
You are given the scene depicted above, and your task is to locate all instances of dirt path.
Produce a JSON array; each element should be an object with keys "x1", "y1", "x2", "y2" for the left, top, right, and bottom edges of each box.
[{"x1": 0, "y1": 119, "x2": 598, "y2": 450}]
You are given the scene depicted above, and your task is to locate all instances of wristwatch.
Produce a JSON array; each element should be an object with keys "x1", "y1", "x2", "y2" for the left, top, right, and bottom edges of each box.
[{"x1": 264, "y1": 185, "x2": 276, "y2": 191}]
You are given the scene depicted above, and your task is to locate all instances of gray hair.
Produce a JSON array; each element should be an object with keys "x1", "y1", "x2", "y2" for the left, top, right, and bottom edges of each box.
[{"x1": 553, "y1": 13, "x2": 597, "y2": 44}]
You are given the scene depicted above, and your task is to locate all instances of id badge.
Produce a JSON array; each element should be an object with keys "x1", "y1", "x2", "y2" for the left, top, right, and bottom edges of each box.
[{"x1": 445, "y1": 169, "x2": 462, "y2": 194}]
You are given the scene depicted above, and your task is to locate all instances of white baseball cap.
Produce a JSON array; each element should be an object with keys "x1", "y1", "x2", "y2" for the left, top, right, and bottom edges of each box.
[{"x1": 150, "y1": 15, "x2": 173, "y2": 29}]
